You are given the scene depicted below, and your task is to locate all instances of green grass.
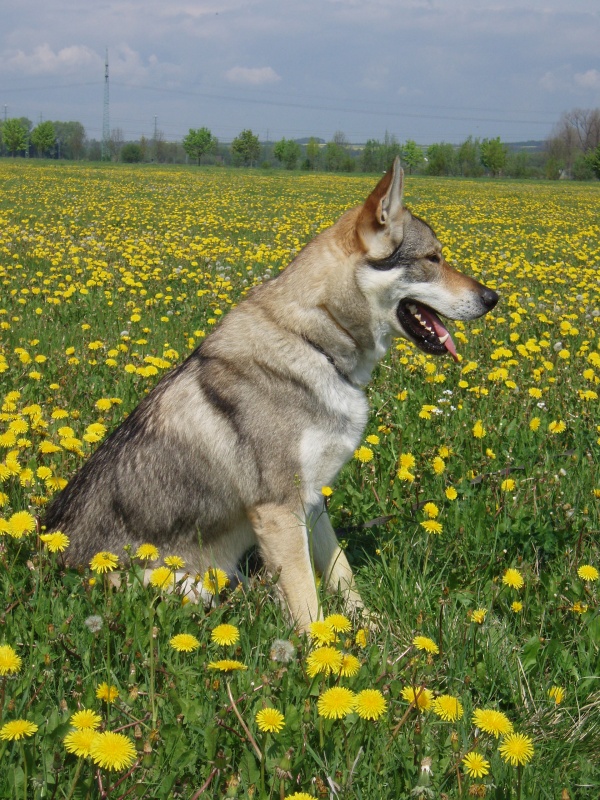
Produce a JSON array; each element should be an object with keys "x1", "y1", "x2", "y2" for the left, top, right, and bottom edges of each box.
[{"x1": 0, "y1": 162, "x2": 598, "y2": 799}]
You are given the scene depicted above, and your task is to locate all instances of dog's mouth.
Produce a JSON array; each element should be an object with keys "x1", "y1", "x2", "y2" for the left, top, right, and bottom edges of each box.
[{"x1": 396, "y1": 300, "x2": 459, "y2": 361}]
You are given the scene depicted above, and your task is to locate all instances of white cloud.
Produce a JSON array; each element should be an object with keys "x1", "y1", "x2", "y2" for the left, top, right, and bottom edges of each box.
[
  {"x1": 225, "y1": 66, "x2": 281, "y2": 85},
  {"x1": 575, "y1": 69, "x2": 600, "y2": 90},
  {"x1": 2, "y1": 43, "x2": 100, "y2": 75}
]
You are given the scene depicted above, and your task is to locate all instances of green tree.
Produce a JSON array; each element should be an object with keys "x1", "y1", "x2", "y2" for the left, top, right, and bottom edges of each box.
[
  {"x1": 401, "y1": 139, "x2": 424, "y2": 174},
  {"x1": 53, "y1": 121, "x2": 86, "y2": 159},
  {"x1": 426, "y1": 142, "x2": 457, "y2": 176},
  {"x1": 589, "y1": 144, "x2": 600, "y2": 179},
  {"x1": 457, "y1": 136, "x2": 483, "y2": 177},
  {"x1": 231, "y1": 129, "x2": 260, "y2": 166},
  {"x1": 480, "y1": 137, "x2": 507, "y2": 176},
  {"x1": 360, "y1": 139, "x2": 384, "y2": 173},
  {"x1": 305, "y1": 137, "x2": 321, "y2": 170},
  {"x1": 182, "y1": 127, "x2": 217, "y2": 165},
  {"x1": 273, "y1": 138, "x2": 302, "y2": 169},
  {"x1": 121, "y1": 143, "x2": 143, "y2": 163},
  {"x1": 31, "y1": 121, "x2": 56, "y2": 157},
  {"x1": 3, "y1": 118, "x2": 27, "y2": 156}
]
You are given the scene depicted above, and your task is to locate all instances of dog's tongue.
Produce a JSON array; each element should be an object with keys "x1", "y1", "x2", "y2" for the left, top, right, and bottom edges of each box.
[{"x1": 417, "y1": 304, "x2": 459, "y2": 362}]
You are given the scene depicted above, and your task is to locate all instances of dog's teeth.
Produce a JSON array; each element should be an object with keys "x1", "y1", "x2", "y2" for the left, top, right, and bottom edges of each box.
[
  {"x1": 408, "y1": 304, "x2": 418, "y2": 315},
  {"x1": 438, "y1": 333, "x2": 450, "y2": 344}
]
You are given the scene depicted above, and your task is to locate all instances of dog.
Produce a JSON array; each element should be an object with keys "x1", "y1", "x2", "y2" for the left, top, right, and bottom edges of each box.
[{"x1": 44, "y1": 158, "x2": 498, "y2": 630}]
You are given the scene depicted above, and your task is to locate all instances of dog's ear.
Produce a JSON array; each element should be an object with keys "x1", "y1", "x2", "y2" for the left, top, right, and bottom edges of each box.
[{"x1": 358, "y1": 158, "x2": 405, "y2": 252}]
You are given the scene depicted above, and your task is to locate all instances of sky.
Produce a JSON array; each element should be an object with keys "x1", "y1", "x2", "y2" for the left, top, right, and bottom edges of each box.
[{"x1": 1, "y1": 0, "x2": 599, "y2": 146}]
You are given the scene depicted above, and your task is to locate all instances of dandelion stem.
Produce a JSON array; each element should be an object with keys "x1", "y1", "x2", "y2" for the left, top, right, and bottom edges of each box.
[
  {"x1": 64, "y1": 759, "x2": 83, "y2": 800},
  {"x1": 225, "y1": 682, "x2": 262, "y2": 762}
]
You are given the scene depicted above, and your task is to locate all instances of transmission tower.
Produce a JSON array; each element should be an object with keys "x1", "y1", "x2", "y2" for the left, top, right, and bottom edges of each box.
[{"x1": 101, "y1": 49, "x2": 110, "y2": 161}]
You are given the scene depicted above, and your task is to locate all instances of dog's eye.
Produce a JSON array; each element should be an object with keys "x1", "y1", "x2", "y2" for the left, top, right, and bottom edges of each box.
[{"x1": 428, "y1": 253, "x2": 441, "y2": 264}]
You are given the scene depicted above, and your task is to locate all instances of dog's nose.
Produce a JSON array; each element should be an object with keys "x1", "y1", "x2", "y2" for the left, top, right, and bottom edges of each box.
[{"x1": 481, "y1": 287, "x2": 499, "y2": 310}]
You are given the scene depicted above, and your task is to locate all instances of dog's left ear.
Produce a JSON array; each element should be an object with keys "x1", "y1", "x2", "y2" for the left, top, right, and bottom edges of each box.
[{"x1": 358, "y1": 157, "x2": 405, "y2": 252}]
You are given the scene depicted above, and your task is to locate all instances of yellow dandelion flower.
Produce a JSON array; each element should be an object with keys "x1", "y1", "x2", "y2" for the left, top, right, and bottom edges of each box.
[
  {"x1": 420, "y1": 519, "x2": 443, "y2": 535},
  {"x1": 401, "y1": 686, "x2": 433, "y2": 710},
  {"x1": 355, "y1": 689, "x2": 387, "y2": 720},
  {"x1": 64, "y1": 728, "x2": 98, "y2": 758},
  {"x1": 422, "y1": 502, "x2": 439, "y2": 519},
  {"x1": 548, "y1": 686, "x2": 565, "y2": 705},
  {"x1": 135, "y1": 543, "x2": 159, "y2": 561},
  {"x1": 355, "y1": 628, "x2": 369, "y2": 648},
  {"x1": 317, "y1": 686, "x2": 356, "y2": 719},
  {"x1": 255, "y1": 707, "x2": 285, "y2": 733},
  {"x1": 511, "y1": 601, "x2": 523, "y2": 613},
  {"x1": 7, "y1": 510, "x2": 36, "y2": 538},
  {"x1": 207, "y1": 659, "x2": 247, "y2": 672},
  {"x1": 498, "y1": 732, "x2": 534, "y2": 766},
  {"x1": 502, "y1": 568, "x2": 524, "y2": 589},
  {"x1": 285, "y1": 794, "x2": 314, "y2": 800},
  {"x1": 548, "y1": 420, "x2": 566, "y2": 434},
  {"x1": 0, "y1": 719, "x2": 38, "y2": 740},
  {"x1": 462, "y1": 752, "x2": 490, "y2": 779},
  {"x1": 354, "y1": 446, "x2": 373, "y2": 463},
  {"x1": 400, "y1": 453, "x2": 416, "y2": 470},
  {"x1": 0, "y1": 644, "x2": 21, "y2": 675},
  {"x1": 432, "y1": 694, "x2": 463, "y2": 722},
  {"x1": 164, "y1": 555, "x2": 185, "y2": 569},
  {"x1": 211, "y1": 624, "x2": 240, "y2": 646},
  {"x1": 308, "y1": 620, "x2": 336, "y2": 645},
  {"x1": 338, "y1": 653, "x2": 361, "y2": 677},
  {"x1": 471, "y1": 608, "x2": 487, "y2": 624},
  {"x1": 577, "y1": 564, "x2": 598, "y2": 582},
  {"x1": 89, "y1": 551, "x2": 119, "y2": 574},
  {"x1": 170, "y1": 633, "x2": 200, "y2": 652},
  {"x1": 412, "y1": 636, "x2": 439, "y2": 654},
  {"x1": 432, "y1": 456, "x2": 445, "y2": 474},
  {"x1": 445, "y1": 486, "x2": 458, "y2": 501},
  {"x1": 365, "y1": 434, "x2": 380, "y2": 445},
  {"x1": 40, "y1": 531, "x2": 70, "y2": 553},
  {"x1": 472, "y1": 708, "x2": 513, "y2": 737},
  {"x1": 321, "y1": 485, "x2": 333, "y2": 497},
  {"x1": 501, "y1": 478, "x2": 516, "y2": 492},
  {"x1": 570, "y1": 601, "x2": 588, "y2": 614},
  {"x1": 90, "y1": 731, "x2": 137, "y2": 771},
  {"x1": 397, "y1": 466, "x2": 415, "y2": 482},
  {"x1": 324, "y1": 613, "x2": 351, "y2": 633},
  {"x1": 202, "y1": 568, "x2": 229, "y2": 595},
  {"x1": 70, "y1": 709, "x2": 102, "y2": 730},
  {"x1": 306, "y1": 646, "x2": 343, "y2": 678},
  {"x1": 148, "y1": 566, "x2": 174, "y2": 589},
  {"x1": 472, "y1": 420, "x2": 486, "y2": 439},
  {"x1": 96, "y1": 683, "x2": 119, "y2": 703}
]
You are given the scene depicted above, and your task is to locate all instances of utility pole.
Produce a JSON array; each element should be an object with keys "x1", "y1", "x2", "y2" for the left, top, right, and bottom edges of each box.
[
  {"x1": 154, "y1": 115, "x2": 158, "y2": 162},
  {"x1": 102, "y1": 49, "x2": 110, "y2": 161}
]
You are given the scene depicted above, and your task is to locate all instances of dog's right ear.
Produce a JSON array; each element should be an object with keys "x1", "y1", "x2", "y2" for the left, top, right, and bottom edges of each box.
[{"x1": 358, "y1": 158, "x2": 405, "y2": 254}]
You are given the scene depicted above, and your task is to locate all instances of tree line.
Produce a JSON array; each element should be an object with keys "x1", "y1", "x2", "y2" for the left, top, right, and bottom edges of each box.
[{"x1": 1, "y1": 108, "x2": 599, "y2": 179}]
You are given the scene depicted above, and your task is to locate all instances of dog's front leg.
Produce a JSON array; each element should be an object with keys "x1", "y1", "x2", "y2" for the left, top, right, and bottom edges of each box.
[
  {"x1": 248, "y1": 503, "x2": 320, "y2": 632},
  {"x1": 310, "y1": 509, "x2": 365, "y2": 617}
]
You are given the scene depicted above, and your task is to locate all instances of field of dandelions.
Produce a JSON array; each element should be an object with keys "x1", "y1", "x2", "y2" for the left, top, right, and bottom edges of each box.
[{"x1": 0, "y1": 161, "x2": 598, "y2": 800}]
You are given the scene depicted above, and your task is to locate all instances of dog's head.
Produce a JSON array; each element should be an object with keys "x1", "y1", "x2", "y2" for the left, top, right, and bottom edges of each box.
[{"x1": 355, "y1": 158, "x2": 498, "y2": 361}]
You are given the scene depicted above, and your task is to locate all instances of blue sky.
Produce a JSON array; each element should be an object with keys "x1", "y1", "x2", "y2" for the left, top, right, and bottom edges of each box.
[{"x1": 1, "y1": 0, "x2": 599, "y2": 145}]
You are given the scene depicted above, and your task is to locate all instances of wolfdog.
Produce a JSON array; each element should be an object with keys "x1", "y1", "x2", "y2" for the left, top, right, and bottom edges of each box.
[{"x1": 44, "y1": 159, "x2": 498, "y2": 630}]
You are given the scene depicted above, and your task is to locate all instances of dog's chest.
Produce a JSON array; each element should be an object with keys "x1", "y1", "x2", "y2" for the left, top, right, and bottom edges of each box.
[{"x1": 298, "y1": 380, "x2": 369, "y2": 506}]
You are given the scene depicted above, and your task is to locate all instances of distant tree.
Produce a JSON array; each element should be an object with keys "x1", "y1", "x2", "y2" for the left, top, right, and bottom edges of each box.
[
  {"x1": 231, "y1": 129, "x2": 261, "y2": 166},
  {"x1": 182, "y1": 127, "x2": 217, "y2": 165},
  {"x1": 590, "y1": 144, "x2": 600, "y2": 179},
  {"x1": 480, "y1": 137, "x2": 507, "y2": 176},
  {"x1": 121, "y1": 143, "x2": 143, "y2": 163},
  {"x1": 323, "y1": 131, "x2": 354, "y2": 172},
  {"x1": 546, "y1": 107, "x2": 600, "y2": 174},
  {"x1": 360, "y1": 139, "x2": 384, "y2": 173},
  {"x1": 53, "y1": 121, "x2": 86, "y2": 159},
  {"x1": 109, "y1": 128, "x2": 124, "y2": 161},
  {"x1": 31, "y1": 121, "x2": 56, "y2": 157},
  {"x1": 273, "y1": 138, "x2": 302, "y2": 169},
  {"x1": 457, "y1": 136, "x2": 483, "y2": 177},
  {"x1": 401, "y1": 139, "x2": 424, "y2": 174},
  {"x1": 381, "y1": 131, "x2": 402, "y2": 168},
  {"x1": 426, "y1": 142, "x2": 457, "y2": 176},
  {"x1": 3, "y1": 118, "x2": 27, "y2": 156},
  {"x1": 305, "y1": 137, "x2": 321, "y2": 170}
]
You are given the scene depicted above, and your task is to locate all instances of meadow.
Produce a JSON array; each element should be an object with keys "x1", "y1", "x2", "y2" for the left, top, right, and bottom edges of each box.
[{"x1": 0, "y1": 161, "x2": 598, "y2": 800}]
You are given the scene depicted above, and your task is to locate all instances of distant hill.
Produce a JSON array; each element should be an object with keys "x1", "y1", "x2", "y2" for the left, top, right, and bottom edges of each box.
[{"x1": 505, "y1": 140, "x2": 545, "y2": 152}]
